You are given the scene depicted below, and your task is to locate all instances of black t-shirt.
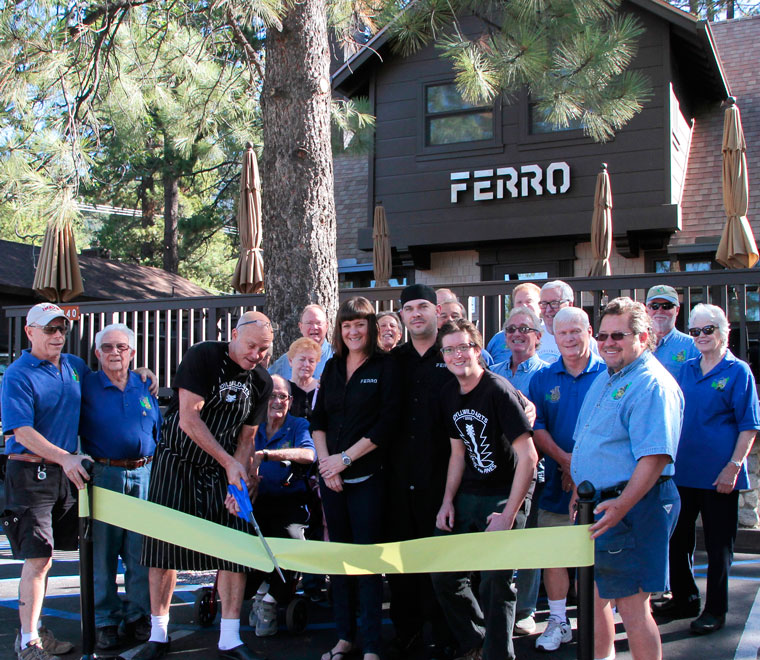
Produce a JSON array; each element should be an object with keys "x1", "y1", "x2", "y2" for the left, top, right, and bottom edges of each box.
[
  {"x1": 160, "y1": 341, "x2": 272, "y2": 467},
  {"x1": 440, "y1": 370, "x2": 533, "y2": 496},
  {"x1": 310, "y1": 350, "x2": 399, "y2": 480},
  {"x1": 290, "y1": 382, "x2": 318, "y2": 421}
]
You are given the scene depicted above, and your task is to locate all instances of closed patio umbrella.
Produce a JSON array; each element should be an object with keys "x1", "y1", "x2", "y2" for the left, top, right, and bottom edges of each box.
[
  {"x1": 231, "y1": 142, "x2": 265, "y2": 293},
  {"x1": 716, "y1": 97, "x2": 758, "y2": 269},
  {"x1": 373, "y1": 202, "x2": 391, "y2": 287},
  {"x1": 588, "y1": 163, "x2": 613, "y2": 277},
  {"x1": 33, "y1": 205, "x2": 84, "y2": 303}
]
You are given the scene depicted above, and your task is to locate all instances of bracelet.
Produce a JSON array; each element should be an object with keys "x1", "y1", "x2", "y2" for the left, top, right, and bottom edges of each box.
[{"x1": 730, "y1": 459, "x2": 742, "y2": 469}]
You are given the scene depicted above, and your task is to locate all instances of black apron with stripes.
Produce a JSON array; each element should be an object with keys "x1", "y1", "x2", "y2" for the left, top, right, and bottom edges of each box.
[{"x1": 141, "y1": 344, "x2": 268, "y2": 571}]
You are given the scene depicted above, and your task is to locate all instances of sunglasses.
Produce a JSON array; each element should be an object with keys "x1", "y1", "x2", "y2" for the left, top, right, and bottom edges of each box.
[
  {"x1": 237, "y1": 319, "x2": 272, "y2": 330},
  {"x1": 100, "y1": 343, "x2": 131, "y2": 353},
  {"x1": 595, "y1": 331, "x2": 634, "y2": 342},
  {"x1": 648, "y1": 302, "x2": 676, "y2": 311},
  {"x1": 505, "y1": 325, "x2": 538, "y2": 335},
  {"x1": 688, "y1": 325, "x2": 717, "y2": 337},
  {"x1": 30, "y1": 323, "x2": 70, "y2": 336}
]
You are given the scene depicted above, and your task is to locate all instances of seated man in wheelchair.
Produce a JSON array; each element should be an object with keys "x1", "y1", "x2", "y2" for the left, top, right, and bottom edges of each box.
[{"x1": 248, "y1": 374, "x2": 316, "y2": 637}]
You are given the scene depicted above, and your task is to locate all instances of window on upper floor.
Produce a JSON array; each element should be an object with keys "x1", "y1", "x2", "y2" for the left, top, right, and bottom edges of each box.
[
  {"x1": 425, "y1": 83, "x2": 494, "y2": 146},
  {"x1": 528, "y1": 101, "x2": 584, "y2": 135}
]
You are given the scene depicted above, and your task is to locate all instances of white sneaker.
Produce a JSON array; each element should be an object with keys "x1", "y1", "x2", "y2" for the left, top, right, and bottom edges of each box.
[
  {"x1": 535, "y1": 618, "x2": 572, "y2": 651},
  {"x1": 514, "y1": 613, "x2": 536, "y2": 635}
]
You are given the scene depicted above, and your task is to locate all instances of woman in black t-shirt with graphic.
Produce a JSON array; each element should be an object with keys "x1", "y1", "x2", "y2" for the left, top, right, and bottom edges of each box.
[{"x1": 311, "y1": 297, "x2": 398, "y2": 660}]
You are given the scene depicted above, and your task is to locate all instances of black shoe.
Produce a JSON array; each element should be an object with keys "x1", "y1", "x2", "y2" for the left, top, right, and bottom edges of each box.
[
  {"x1": 124, "y1": 616, "x2": 151, "y2": 642},
  {"x1": 387, "y1": 630, "x2": 424, "y2": 659},
  {"x1": 134, "y1": 639, "x2": 171, "y2": 659},
  {"x1": 218, "y1": 644, "x2": 268, "y2": 660},
  {"x1": 690, "y1": 611, "x2": 725, "y2": 635},
  {"x1": 652, "y1": 595, "x2": 701, "y2": 619},
  {"x1": 96, "y1": 625, "x2": 120, "y2": 651}
]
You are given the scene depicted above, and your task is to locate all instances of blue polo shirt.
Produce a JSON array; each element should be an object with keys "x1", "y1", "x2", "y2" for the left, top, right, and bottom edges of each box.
[
  {"x1": 571, "y1": 351, "x2": 683, "y2": 490},
  {"x1": 675, "y1": 351, "x2": 760, "y2": 491},
  {"x1": 491, "y1": 353, "x2": 548, "y2": 397},
  {"x1": 1, "y1": 350, "x2": 88, "y2": 454},
  {"x1": 79, "y1": 370, "x2": 162, "y2": 460},
  {"x1": 269, "y1": 339, "x2": 333, "y2": 380},
  {"x1": 256, "y1": 414, "x2": 315, "y2": 497},
  {"x1": 653, "y1": 328, "x2": 699, "y2": 380},
  {"x1": 530, "y1": 352, "x2": 606, "y2": 513},
  {"x1": 486, "y1": 331, "x2": 510, "y2": 365}
]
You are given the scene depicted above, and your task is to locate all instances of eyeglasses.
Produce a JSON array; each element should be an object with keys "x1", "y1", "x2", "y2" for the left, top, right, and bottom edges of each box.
[
  {"x1": 505, "y1": 325, "x2": 538, "y2": 335},
  {"x1": 100, "y1": 343, "x2": 131, "y2": 353},
  {"x1": 647, "y1": 302, "x2": 676, "y2": 311},
  {"x1": 441, "y1": 342, "x2": 477, "y2": 356},
  {"x1": 29, "y1": 323, "x2": 69, "y2": 336},
  {"x1": 688, "y1": 325, "x2": 717, "y2": 337},
  {"x1": 538, "y1": 300, "x2": 570, "y2": 310},
  {"x1": 269, "y1": 393, "x2": 293, "y2": 402},
  {"x1": 596, "y1": 331, "x2": 634, "y2": 342},
  {"x1": 237, "y1": 319, "x2": 272, "y2": 330}
]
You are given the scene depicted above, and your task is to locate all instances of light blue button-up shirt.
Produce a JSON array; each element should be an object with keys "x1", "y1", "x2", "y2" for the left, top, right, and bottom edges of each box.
[
  {"x1": 268, "y1": 338, "x2": 333, "y2": 380},
  {"x1": 653, "y1": 328, "x2": 699, "y2": 380},
  {"x1": 571, "y1": 350, "x2": 684, "y2": 490},
  {"x1": 491, "y1": 353, "x2": 548, "y2": 398}
]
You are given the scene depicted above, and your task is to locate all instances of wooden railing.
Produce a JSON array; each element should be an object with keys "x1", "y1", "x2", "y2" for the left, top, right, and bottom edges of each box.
[{"x1": 4, "y1": 269, "x2": 760, "y2": 390}]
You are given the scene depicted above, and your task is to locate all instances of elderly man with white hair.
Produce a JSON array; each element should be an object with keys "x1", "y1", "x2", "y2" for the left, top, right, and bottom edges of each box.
[
  {"x1": 269, "y1": 304, "x2": 333, "y2": 380},
  {"x1": 79, "y1": 324, "x2": 162, "y2": 651}
]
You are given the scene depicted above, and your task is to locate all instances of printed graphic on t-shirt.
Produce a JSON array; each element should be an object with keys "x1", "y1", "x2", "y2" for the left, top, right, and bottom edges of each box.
[
  {"x1": 220, "y1": 381, "x2": 250, "y2": 403},
  {"x1": 453, "y1": 409, "x2": 496, "y2": 473}
]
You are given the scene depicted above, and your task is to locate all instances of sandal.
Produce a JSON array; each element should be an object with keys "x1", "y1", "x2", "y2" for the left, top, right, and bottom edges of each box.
[{"x1": 321, "y1": 641, "x2": 355, "y2": 660}]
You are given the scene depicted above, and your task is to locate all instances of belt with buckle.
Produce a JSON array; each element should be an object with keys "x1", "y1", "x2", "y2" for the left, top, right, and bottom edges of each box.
[
  {"x1": 93, "y1": 456, "x2": 153, "y2": 470},
  {"x1": 7, "y1": 453, "x2": 46, "y2": 464},
  {"x1": 597, "y1": 475, "x2": 671, "y2": 501}
]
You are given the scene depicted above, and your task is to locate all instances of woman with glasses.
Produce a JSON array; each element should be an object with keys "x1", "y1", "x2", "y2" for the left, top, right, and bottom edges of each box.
[
  {"x1": 660, "y1": 304, "x2": 760, "y2": 634},
  {"x1": 311, "y1": 297, "x2": 399, "y2": 660}
]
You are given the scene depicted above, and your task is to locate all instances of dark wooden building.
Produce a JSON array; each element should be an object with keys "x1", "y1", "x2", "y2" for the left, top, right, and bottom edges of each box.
[{"x1": 332, "y1": 3, "x2": 760, "y2": 286}]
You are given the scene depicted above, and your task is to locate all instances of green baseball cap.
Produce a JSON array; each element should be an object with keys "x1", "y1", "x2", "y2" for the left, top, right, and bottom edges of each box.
[{"x1": 646, "y1": 285, "x2": 679, "y2": 305}]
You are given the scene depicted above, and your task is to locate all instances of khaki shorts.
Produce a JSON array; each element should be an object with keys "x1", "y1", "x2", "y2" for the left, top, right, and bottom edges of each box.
[{"x1": 537, "y1": 508, "x2": 573, "y2": 528}]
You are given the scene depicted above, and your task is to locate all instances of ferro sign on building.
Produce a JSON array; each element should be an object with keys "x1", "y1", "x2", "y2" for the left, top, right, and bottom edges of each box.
[{"x1": 450, "y1": 162, "x2": 571, "y2": 203}]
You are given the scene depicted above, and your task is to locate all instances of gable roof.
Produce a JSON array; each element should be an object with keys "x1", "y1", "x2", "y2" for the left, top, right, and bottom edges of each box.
[
  {"x1": 672, "y1": 15, "x2": 760, "y2": 251},
  {"x1": 332, "y1": 0, "x2": 729, "y2": 101},
  {"x1": 0, "y1": 239, "x2": 210, "y2": 301}
]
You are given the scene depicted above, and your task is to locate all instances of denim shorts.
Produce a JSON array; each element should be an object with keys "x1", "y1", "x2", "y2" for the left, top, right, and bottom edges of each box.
[{"x1": 594, "y1": 478, "x2": 680, "y2": 600}]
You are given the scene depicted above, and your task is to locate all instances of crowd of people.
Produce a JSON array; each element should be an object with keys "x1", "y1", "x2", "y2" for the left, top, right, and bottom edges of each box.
[{"x1": 1, "y1": 278, "x2": 758, "y2": 660}]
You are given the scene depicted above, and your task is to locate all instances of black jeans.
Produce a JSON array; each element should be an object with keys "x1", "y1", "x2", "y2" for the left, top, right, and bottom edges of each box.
[
  {"x1": 320, "y1": 474, "x2": 384, "y2": 654},
  {"x1": 431, "y1": 492, "x2": 526, "y2": 660},
  {"x1": 669, "y1": 485, "x2": 739, "y2": 616}
]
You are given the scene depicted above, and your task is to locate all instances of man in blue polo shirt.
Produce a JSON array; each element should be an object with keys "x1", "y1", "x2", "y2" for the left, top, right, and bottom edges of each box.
[
  {"x1": 571, "y1": 298, "x2": 683, "y2": 660},
  {"x1": 646, "y1": 284, "x2": 698, "y2": 379},
  {"x1": 528, "y1": 307, "x2": 605, "y2": 652},
  {"x1": 268, "y1": 304, "x2": 333, "y2": 380},
  {"x1": 79, "y1": 323, "x2": 162, "y2": 652},
  {"x1": 1, "y1": 302, "x2": 90, "y2": 660}
]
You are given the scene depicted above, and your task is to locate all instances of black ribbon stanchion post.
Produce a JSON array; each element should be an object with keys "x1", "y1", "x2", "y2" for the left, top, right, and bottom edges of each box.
[
  {"x1": 79, "y1": 460, "x2": 124, "y2": 660},
  {"x1": 576, "y1": 480, "x2": 596, "y2": 660}
]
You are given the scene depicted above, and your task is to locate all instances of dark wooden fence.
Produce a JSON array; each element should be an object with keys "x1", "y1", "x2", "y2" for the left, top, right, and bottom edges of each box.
[{"x1": 4, "y1": 269, "x2": 760, "y2": 390}]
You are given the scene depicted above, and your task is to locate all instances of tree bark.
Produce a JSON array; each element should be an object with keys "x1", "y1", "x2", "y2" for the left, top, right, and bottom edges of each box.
[
  {"x1": 162, "y1": 168, "x2": 179, "y2": 273},
  {"x1": 138, "y1": 172, "x2": 157, "y2": 263},
  {"x1": 261, "y1": 0, "x2": 338, "y2": 354}
]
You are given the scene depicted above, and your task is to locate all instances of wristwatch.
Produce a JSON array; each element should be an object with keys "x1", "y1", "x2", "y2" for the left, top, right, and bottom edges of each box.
[
  {"x1": 262, "y1": 450, "x2": 269, "y2": 462},
  {"x1": 341, "y1": 451, "x2": 352, "y2": 466},
  {"x1": 730, "y1": 459, "x2": 742, "y2": 468}
]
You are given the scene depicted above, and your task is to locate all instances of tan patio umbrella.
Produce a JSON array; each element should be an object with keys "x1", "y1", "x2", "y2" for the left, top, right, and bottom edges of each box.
[
  {"x1": 231, "y1": 142, "x2": 265, "y2": 293},
  {"x1": 716, "y1": 97, "x2": 758, "y2": 269},
  {"x1": 588, "y1": 163, "x2": 613, "y2": 277},
  {"x1": 373, "y1": 202, "x2": 392, "y2": 287},
  {"x1": 33, "y1": 207, "x2": 84, "y2": 303}
]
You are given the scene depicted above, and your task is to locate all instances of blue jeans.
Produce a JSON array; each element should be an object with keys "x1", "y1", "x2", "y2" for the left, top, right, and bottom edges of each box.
[
  {"x1": 320, "y1": 474, "x2": 384, "y2": 654},
  {"x1": 92, "y1": 461, "x2": 152, "y2": 628}
]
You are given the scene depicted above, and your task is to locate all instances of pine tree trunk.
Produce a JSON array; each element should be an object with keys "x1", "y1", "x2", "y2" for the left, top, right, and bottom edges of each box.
[
  {"x1": 261, "y1": 0, "x2": 338, "y2": 354},
  {"x1": 162, "y1": 170, "x2": 179, "y2": 273},
  {"x1": 138, "y1": 173, "x2": 156, "y2": 263}
]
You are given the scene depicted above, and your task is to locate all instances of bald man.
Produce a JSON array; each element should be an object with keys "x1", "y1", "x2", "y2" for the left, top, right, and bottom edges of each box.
[{"x1": 139, "y1": 311, "x2": 274, "y2": 660}]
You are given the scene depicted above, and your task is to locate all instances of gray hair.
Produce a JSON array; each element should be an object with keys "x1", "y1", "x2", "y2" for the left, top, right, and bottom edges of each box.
[
  {"x1": 504, "y1": 307, "x2": 542, "y2": 334},
  {"x1": 377, "y1": 310, "x2": 402, "y2": 326},
  {"x1": 689, "y1": 303, "x2": 729, "y2": 348},
  {"x1": 553, "y1": 306, "x2": 590, "y2": 329},
  {"x1": 541, "y1": 280, "x2": 574, "y2": 303},
  {"x1": 270, "y1": 373, "x2": 291, "y2": 394},
  {"x1": 95, "y1": 323, "x2": 136, "y2": 350}
]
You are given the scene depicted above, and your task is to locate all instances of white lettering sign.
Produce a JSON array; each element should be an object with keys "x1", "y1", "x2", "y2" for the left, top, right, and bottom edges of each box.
[{"x1": 450, "y1": 162, "x2": 570, "y2": 203}]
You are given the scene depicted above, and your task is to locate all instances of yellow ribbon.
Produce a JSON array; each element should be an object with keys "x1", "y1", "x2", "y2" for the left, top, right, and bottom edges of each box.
[{"x1": 88, "y1": 487, "x2": 594, "y2": 575}]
